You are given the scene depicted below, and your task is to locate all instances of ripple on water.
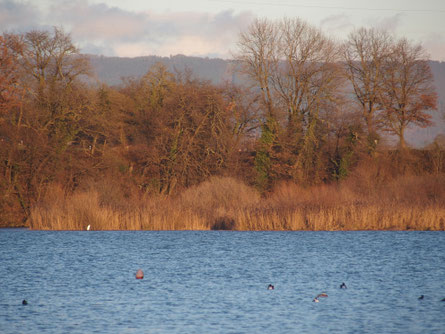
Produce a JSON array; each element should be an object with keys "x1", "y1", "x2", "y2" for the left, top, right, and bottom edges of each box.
[{"x1": 1, "y1": 230, "x2": 445, "y2": 334}]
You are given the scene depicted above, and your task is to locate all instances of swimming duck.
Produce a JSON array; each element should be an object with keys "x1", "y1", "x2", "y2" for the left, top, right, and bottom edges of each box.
[
  {"x1": 22, "y1": 300, "x2": 28, "y2": 305},
  {"x1": 340, "y1": 282, "x2": 347, "y2": 289},
  {"x1": 418, "y1": 295, "x2": 424, "y2": 300},
  {"x1": 316, "y1": 292, "x2": 328, "y2": 298},
  {"x1": 268, "y1": 284, "x2": 274, "y2": 290},
  {"x1": 313, "y1": 292, "x2": 328, "y2": 302}
]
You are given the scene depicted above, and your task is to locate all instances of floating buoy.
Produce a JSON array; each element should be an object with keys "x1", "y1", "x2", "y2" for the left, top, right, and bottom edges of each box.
[
  {"x1": 86, "y1": 225, "x2": 91, "y2": 231},
  {"x1": 136, "y1": 269, "x2": 144, "y2": 279}
]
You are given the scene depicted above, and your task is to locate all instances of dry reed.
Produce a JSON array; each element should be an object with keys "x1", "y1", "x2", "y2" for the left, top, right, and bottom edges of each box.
[{"x1": 29, "y1": 176, "x2": 445, "y2": 231}]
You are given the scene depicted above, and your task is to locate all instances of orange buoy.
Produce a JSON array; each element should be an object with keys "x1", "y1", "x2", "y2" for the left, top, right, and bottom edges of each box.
[{"x1": 136, "y1": 269, "x2": 144, "y2": 279}]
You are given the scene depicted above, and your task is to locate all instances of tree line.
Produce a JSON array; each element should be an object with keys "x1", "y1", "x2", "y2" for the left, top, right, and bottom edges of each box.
[{"x1": 0, "y1": 20, "x2": 442, "y2": 226}]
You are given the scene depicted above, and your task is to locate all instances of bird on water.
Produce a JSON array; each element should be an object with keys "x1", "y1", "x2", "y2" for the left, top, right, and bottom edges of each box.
[
  {"x1": 313, "y1": 292, "x2": 328, "y2": 302},
  {"x1": 22, "y1": 300, "x2": 28, "y2": 305},
  {"x1": 340, "y1": 282, "x2": 347, "y2": 289},
  {"x1": 268, "y1": 284, "x2": 274, "y2": 290}
]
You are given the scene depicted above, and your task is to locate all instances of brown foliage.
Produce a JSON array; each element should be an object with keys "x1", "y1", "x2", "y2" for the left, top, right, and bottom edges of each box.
[
  {"x1": 0, "y1": 26, "x2": 442, "y2": 229},
  {"x1": 0, "y1": 36, "x2": 21, "y2": 114},
  {"x1": 379, "y1": 39, "x2": 438, "y2": 149}
]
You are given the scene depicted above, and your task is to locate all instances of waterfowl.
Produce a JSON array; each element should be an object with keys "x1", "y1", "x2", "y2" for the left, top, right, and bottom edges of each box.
[
  {"x1": 340, "y1": 282, "x2": 347, "y2": 289},
  {"x1": 418, "y1": 295, "x2": 424, "y2": 300},
  {"x1": 441, "y1": 298, "x2": 445, "y2": 302},
  {"x1": 267, "y1": 284, "x2": 274, "y2": 290},
  {"x1": 22, "y1": 300, "x2": 28, "y2": 305},
  {"x1": 313, "y1": 292, "x2": 328, "y2": 302},
  {"x1": 87, "y1": 225, "x2": 91, "y2": 231},
  {"x1": 316, "y1": 292, "x2": 328, "y2": 298}
]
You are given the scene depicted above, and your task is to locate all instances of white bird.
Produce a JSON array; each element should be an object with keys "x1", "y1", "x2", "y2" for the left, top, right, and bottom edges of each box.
[{"x1": 87, "y1": 225, "x2": 91, "y2": 231}]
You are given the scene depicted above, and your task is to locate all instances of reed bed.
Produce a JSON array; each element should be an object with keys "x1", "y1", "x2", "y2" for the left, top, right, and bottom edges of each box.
[{"x1": 29, "y1": 176, "x2": 445, "y2": 231}]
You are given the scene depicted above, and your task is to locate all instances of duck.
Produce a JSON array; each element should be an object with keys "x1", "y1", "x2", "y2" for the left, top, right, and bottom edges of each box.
[
  {"x1": 418, "y1": 295, "x2": 424, "y2": 300},
  {"x1": 313, "y1": 292, "x2": 328, "y2": 302},
  {"x1": 267, "y1": 284, "x2": 274, "y2": 290},
  {"x1": 22, "y1": 300, "x2": 28, "y2": 305},
  {"x1": 340, "y1": 282, "x2": 347, "y2": 289}
]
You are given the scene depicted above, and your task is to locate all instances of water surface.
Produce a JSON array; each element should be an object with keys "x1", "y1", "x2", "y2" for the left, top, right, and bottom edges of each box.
[{"x1": 1, "y1": 230, "x2": 445, "y2": 333}]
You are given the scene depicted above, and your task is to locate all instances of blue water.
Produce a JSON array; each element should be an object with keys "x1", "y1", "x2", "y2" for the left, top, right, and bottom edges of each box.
[{"x1": 1, "y1": 230, "x2": 445, "y2": 334}]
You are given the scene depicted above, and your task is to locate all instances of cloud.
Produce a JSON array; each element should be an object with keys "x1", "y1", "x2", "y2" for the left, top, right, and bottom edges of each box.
[
  {"x1": 5, "y1": 0, "x2": 441, "y2": 61},
  {"x1": 0, "y1": 0, "x2": 40, "y2": 32},
  {"x1": 3, "y1": 0, "x2": 254, "y2": 58},
  {"x1": 422, "y1": 33, "x2": 445, "y2": 62},
  {"x1": 365, "y1": 13, "x2": 404, "y2": 33},
  {"x1": 48, "y1": 1, "x2": 150, "y2": 41},
  {"x1": 320, "y1": 14, "x2": 353, "y2": 34}
]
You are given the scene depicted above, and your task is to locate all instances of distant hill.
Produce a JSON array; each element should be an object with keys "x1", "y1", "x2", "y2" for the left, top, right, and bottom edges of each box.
[
  {"x1": 87, "y1": 54, "x2": 237, "y2": 86},
  {"x1": 87, "y1": 54, "x2": 445, "y2": 147}
]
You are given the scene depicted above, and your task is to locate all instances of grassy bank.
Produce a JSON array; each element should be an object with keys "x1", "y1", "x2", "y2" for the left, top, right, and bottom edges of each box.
[{"x1": 29, "y1": 175, "x2": 445, "y2": 231}]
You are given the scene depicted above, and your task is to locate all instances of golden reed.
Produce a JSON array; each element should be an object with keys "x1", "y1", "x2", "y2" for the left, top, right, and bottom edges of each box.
[{"x1": 29, "y1": 176, "x2": 445, "y2": 231}]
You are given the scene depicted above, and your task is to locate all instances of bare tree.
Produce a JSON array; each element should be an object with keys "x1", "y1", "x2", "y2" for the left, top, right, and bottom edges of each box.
[
  {"x1": 275, "y1": 18, "x2": 340, "y2": 134},
  {"x1": 342, "y1": 28, "x2": 393, "y2": 148},
  {"x1": 235, "y1": 18, "x2": 280, "y2": 189},
  {"x1": 0, "y1": 28, "x2": 93, "y2": 220},
  {"x1": 378, "y1": 39, "x2": 437, "y2": 150},
  {"x1": 0, "y1": 36, "x2": 21, "y2": 114},
  {"x1": 235, "y1": 18, "x2": 279, "y2": 119},
  {"x1": 19, "y1": 27, "x2": 90, "y2": 92},
  {"x1": 235, "y1": 17, "x2": 342, "y2": 186}
]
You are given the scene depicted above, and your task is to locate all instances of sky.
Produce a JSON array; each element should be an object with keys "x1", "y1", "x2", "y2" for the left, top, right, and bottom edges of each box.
[{"x1": 1, "y1": 0, "x2": 444, "y2": 60}]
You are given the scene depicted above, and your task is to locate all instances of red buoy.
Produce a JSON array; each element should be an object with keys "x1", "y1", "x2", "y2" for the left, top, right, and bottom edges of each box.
[{"x1": 136, "y1": 269, "x2": 144, "y2": 279}]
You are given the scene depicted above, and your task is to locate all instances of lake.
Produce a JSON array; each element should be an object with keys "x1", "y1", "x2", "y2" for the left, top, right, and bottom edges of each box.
[{"x1": 1, "y1": 230, "x2": 445, "y2": 333}]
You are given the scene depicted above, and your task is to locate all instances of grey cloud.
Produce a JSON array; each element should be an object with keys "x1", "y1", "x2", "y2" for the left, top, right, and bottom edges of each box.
[
  {"x1": 0, "y1": 0, "x2": 40, "y2": 32},
  {"x1": 366, "y1": 13, "x2": 404, "y2": 33},
  {"x1": 320, "y1": 14, "x2": 353, "y2": 33},
  {"x1": 41, "y1": 0, "x2": 254, "y2": 57},
  {"x1": 48, "y1": 0, "x2": 150, "y2": 41},
  {"x1": 422, "y1": 33, "x2": 445, "y2": 61}
]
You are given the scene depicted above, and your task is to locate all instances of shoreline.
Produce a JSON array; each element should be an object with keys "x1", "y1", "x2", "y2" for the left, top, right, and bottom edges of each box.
[{"x1": 1, "y1": 227, "x2": 444, "y2": 231}]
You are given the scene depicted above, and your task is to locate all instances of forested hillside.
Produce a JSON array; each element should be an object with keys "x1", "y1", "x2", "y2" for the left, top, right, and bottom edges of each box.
[
  {"x1": 89, "y1": 55, "x2": 445, "y2": 147},
  {"x1": 1, "y1": 23, "x2": 444, "y2": 230},
  {"x1": 88, "y1": 54, "x2": 237, "y2": 86}
]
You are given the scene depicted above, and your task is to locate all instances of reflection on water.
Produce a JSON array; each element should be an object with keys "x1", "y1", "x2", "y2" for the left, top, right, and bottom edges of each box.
[{"x1": 1, "y1": 230, "x2": 445, "y2": 333}]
